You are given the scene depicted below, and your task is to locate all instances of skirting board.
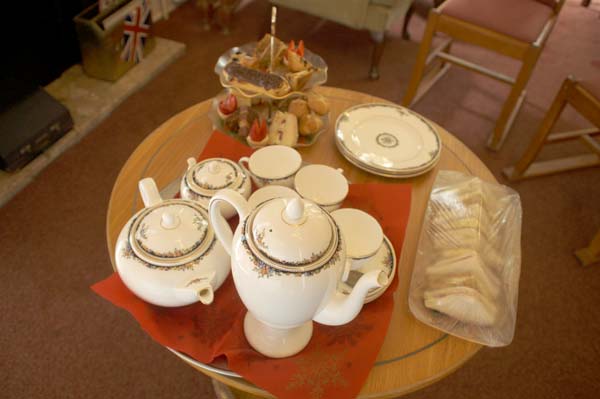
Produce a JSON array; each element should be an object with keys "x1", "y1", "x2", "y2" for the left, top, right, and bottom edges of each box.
[{"x1": 0, "y1": 37, "x2": 186, "y2": 208}]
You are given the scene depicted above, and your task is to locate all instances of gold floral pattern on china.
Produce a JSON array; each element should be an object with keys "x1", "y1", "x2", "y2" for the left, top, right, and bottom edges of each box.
[
  {"x1": 121, "y1": 238, "x2": 217, "y2": 271},
  {"x1": 133, "y1": 212, "x2": 208, "y2": 259}
]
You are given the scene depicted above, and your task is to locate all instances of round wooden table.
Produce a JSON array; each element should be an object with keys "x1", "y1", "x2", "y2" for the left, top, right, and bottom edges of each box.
[{"x1": 106, "y1": 87, "x2": 494, "y2": 398}]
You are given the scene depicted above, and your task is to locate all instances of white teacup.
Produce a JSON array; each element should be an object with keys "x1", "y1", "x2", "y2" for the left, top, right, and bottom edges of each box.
[
  {"x1": 294, "y1": 164, "x2": 349, "y2": 211},
  {"x1": 331, "y1": 208, "x2": 384, "y2": 270},
  {"x1": 239, "y1": 145, "x2": 302, "y2": 188}
]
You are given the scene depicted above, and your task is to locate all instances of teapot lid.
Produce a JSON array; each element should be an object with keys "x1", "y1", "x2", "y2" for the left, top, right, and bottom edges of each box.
[
  {"x1": 129, "y1": 199, "x2": 213, "y2": 267},
  {"x1": 245, "y1": 197, "x2": 338, "y2": 272},
  {"x1": 185, "y1": 158, "x2": 246, "y2": 196}
]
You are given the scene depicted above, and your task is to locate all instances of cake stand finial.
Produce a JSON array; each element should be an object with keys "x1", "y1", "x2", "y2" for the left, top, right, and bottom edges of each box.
[{"x1": 270, "y1": 6, "x2": 277, "y2": 73}]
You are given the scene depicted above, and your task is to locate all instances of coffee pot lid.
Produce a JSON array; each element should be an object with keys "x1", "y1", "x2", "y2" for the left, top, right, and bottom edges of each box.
[{"x1": 245, "y1": 197, "x2": 338, "y2": 272}]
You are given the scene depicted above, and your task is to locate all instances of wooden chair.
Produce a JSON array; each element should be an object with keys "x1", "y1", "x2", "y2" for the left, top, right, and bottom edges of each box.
[
  {"x1": 402, "y1": 0, "x2": 565, "y2": 150},
  {"x1": 503, "y1": 76, "x2": 600, "y2": 181}
]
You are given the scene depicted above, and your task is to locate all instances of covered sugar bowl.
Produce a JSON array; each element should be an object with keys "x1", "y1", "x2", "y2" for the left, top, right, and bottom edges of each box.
[
  {"x1": 208, "y1": 190, "x2": 387, "y2": 358},
  {"x1": 180, "y1": 157, "x2": 251, "y2": 219},
  {"x1": 115, "y1": 178, "x2": 230, "y2": 307}
]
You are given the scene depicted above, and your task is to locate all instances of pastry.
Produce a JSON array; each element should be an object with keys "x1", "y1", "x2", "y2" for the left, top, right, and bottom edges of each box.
[
  {"x1": 254, "y1": 34, "x2": 287, "y2": 70},
  {"x1": 247, "y1": 119, "x2": 269, "y2": 147},
  {"x1": 238, "y1": 106, "x2": 258, "y2": 137},
  {"x1": 288, "y1": 98, "x2": 309, "y2": 118},
  {"x1": 223, "y1": 62, "x2": 290, "y2": 97},
  {"x1": 217, "y1": 93, "x2": 238, "y2": 119},
  {"x1": 285, "y1": 49, "x2": 306, "y2": 72},
  {"x1": 268, "y1": 111, "x2": 298, "y2": 147},
  {"x1": 307, "y1": 93, "x2": 330, "y2": 115},
  {"x1": 222, "y1": 110, "x2": 240, "y2": 133},
  {"x1": 299, "y1": 113, "x2": 323, "y2": 136},
  {"x1": 287, "y1": 69, "x2": 314, "y2": 91}
]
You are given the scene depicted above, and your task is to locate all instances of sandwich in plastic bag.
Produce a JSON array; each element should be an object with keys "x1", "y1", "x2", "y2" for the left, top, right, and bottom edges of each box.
[{"x1": 409, "y1": 170, "x2": 522, "y2": 347}]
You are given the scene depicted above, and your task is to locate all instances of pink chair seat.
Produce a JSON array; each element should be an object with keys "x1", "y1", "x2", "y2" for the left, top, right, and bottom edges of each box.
[{"x1": 442, "y1": 0, "x2": 554, "y2": 43}]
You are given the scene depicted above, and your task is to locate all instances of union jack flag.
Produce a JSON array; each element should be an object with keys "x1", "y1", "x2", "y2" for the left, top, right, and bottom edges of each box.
[{"x1": 120, "y1": 0, "x2": 152, "y2": 64}]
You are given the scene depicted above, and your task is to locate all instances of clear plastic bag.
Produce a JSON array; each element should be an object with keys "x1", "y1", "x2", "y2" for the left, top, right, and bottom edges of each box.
[{"x1": 409, "y1": 170, "x2": 522, "y2": 347}]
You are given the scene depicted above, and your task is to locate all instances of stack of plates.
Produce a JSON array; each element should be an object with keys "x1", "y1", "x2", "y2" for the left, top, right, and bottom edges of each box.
[{"x1": 335, "y1": 103, "x2": 441, "y2": 178}]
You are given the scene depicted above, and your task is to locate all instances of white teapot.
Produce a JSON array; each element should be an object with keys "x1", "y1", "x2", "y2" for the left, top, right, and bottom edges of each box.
[
  {"x1": 115, "y1": 178, "x2": 230, "y2": 307},
  {"x1": 208, "y1": 190, "x2": 387, "y2": 358}
]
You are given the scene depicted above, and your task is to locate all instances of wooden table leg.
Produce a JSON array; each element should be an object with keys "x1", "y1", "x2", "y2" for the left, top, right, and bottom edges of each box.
[{"x1": 575, "y1": 229, "x2": 600, "y2": 267}]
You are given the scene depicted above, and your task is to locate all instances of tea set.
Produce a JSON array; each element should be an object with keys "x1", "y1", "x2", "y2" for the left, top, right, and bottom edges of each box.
[{"x1": 115, "y1": 145, "x2": 396, "y2": 358}]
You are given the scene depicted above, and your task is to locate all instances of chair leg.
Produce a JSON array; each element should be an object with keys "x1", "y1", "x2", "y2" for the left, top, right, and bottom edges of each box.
[
  {"x1": 197, "y1": 0, "x2": 215, "y2": 31},
  {"x1": 402, "y1": 4, "x2": 416, "y2": 40},
  {"x1": 369, "y1": 31, "x2": 387, "y2": 80},
  {"x1": 502, "y1": 77, "x2": 573, "y2": 181},
  {"x1": 218, "y1": 0, "x2": 240, "y2": 35},
  {"x1": 488, "y1": 45, "x2": 542, "y2": 150},
  {"x1": 402, "y1": 11, "x2": 440, "y2": 106}
]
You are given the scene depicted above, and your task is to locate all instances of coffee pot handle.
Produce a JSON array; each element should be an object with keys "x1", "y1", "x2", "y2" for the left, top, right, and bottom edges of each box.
[
  {"x1": 209, "y1": 189, "x2": 251, "y2": 256},
  {"x1": 138, "y1": 178, "x2": 163, "y2": 207}
]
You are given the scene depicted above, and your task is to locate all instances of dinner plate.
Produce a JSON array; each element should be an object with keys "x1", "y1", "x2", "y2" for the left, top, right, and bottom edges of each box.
[
  {"x1": 335, "y1": 104, "x2": 441, "y2": 178},
  {"x1": 336, "y1": 139, "x2": 440, "y2": 179}
]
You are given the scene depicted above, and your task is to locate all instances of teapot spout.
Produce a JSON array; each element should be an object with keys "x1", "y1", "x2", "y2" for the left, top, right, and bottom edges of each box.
[
  {"x1": 195, "y1": 281, "x2": 214, "y2": 305},
  {"x1": 313, "y1": 270, "x2": 388, "y2": 326},
  {"x1": 184, "y1": 272, "x2": 216, "y2": 305}
]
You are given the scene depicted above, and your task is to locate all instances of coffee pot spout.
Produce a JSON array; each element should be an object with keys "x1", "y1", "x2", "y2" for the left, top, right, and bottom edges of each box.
[{"x1": 313, "y1": 270, "x2": 388, "y2": 326}]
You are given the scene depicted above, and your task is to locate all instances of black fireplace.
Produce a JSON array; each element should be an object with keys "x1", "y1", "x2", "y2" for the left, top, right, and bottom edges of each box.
[{"x1": 0, "y1": 0, "x2": 96, "y2": 111}]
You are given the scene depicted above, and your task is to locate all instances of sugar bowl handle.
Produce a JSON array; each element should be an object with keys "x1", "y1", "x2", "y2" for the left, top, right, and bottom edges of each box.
[
  {"x1": 186, "y1": 157, "x2": 197, "y2": 170},
  {"x1": 238, "y1": 157, "x2": 252, "y2": 178},
  {"x1": 209, "y1": 189, "x2": 251, "y2": 256}
]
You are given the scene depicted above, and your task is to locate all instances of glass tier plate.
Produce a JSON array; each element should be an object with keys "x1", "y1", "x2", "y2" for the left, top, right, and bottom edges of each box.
[{"x1": 214, "y1": 42, "x2": 328, "y2": 100}]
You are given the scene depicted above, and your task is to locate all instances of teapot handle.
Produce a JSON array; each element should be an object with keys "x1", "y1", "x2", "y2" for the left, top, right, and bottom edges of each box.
[
  {"x1": 209, "y1": 189, "x2": 251, "y2": 256},
  {"x1": 138, "y1": 178, "x2": 162, "y2": 207}
]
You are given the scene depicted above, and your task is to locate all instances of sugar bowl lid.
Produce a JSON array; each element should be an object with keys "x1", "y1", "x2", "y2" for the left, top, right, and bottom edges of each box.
[
  {"x1": 185, "y1": 158, "x2": 246, "y2": 196},
  {"x1": 129, "y1": 199, "x2": 213, "y2": 267},
  {"x1": 245, "y1": 197, "x2": 339, "y2": 272}
]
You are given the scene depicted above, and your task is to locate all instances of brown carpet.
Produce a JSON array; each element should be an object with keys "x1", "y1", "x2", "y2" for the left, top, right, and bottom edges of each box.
[{"x1": 1, "y1": 1, "x2": 599, "y2": 398}]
